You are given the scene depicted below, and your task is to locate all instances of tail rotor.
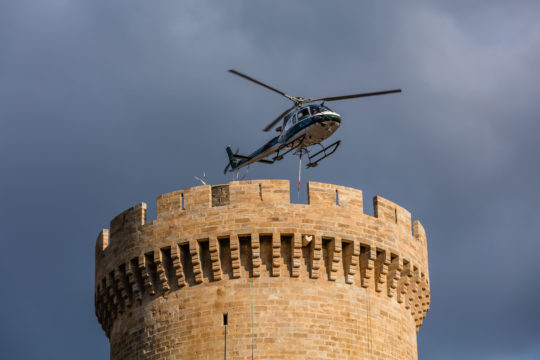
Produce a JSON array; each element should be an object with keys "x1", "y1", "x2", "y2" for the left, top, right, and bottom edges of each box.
[{"x1": 224, "y1": 146, "x2": 239, "y2": 174}]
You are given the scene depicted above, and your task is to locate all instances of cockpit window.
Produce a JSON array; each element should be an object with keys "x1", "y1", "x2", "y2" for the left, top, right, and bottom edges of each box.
[{"x1": 297, "y1": 108, "x2": 310, "y2": 120}]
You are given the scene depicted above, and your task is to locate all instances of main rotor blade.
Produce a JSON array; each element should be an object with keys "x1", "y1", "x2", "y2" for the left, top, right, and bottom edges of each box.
[
  {"x1": 228, "y1": 69, "x2": 290, "y2": 100},
  {"x1": 312, "y1": 89, "x2": 402, "y2": 102},
  {"x1": 263, "y1": 105, "x2": 296, "y2": 132}
]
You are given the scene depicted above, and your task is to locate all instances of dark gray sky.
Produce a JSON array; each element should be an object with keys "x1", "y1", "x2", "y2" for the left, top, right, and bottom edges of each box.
[{"x1": 1, "y1": 1, "x2": 539, "y2": 359}]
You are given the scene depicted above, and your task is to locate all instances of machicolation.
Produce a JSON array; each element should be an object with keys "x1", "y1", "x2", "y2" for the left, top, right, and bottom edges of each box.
[{"x1": 95, "y1": 180, "x2": 430, "y2": 359}]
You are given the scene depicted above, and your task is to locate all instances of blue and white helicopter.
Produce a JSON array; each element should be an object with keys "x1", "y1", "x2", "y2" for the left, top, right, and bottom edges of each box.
[{"x1": 224, "y1": 69, "x2": 401, "y2": 174}]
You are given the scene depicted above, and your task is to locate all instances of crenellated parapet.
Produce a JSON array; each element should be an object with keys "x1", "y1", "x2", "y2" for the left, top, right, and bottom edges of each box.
[{"x1": 95, "y1": 180, "x2": 430, "y2": 359}]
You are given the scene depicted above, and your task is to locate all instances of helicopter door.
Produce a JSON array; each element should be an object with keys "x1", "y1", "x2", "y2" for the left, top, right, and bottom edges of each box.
[
  {"x1": 285, "y1": 113, "x2": 297, "y2": 131},
  {"x1": 297, "y1": 108, "x2": 309, "y2": 121}
]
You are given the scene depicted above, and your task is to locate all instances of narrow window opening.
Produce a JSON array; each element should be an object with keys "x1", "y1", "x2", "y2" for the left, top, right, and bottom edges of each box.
[
  {"x1": 223, "y1": 313, "x2": 228, "y2": 326},
  {"x1": 335, "y1": 189, "x2": 339, "y2": 205},
  {"x1": 394, "y1": 208, "x2": 398, "y2": 224},
  {"x1": 181, "y1": 193, "x2": 185, "y2": 210},
  {"x1": 259, "y1": 184, "x2": 262, "y2": 201}
]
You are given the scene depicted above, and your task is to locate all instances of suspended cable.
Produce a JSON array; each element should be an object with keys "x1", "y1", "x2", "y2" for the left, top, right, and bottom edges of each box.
[{"x1": 297, "y1": 152, "x2": 302, "y2": 201}]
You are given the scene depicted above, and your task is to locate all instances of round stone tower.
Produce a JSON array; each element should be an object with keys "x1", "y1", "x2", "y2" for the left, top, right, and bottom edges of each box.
[{"x1": 95, "y1": 180, "x2": 430, "y2": 359}]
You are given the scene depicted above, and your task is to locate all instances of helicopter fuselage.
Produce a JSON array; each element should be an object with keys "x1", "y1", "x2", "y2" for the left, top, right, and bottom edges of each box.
[{"x1": 226, "y1": 106, "x2": 341, "y2": 172}]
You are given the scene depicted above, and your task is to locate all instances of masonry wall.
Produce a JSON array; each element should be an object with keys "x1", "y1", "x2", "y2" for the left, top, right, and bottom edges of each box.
[{"x1": 95, "y1": 180, "x2": 430, "y2": 360}]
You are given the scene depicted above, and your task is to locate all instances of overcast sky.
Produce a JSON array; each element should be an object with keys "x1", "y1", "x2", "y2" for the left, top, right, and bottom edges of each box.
[{"x1": 1, "y1": 1, "x2": 539, "y2": 359}]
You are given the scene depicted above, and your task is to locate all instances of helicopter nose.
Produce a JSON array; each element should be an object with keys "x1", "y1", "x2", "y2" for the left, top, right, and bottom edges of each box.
[
  {"x1": 322, "y1": 114, "x2": 341, "y2": 128},
  {"x1": 323, "y1": 113, "x2": 341, "y2": 124},
  {"x1": 321, "y1": 114, "x2": 341, "y2": 133}
]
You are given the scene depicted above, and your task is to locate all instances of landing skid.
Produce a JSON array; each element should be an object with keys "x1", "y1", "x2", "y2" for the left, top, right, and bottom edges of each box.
[
  {"x1": 276, "y1": 135, "x2": 340, "y2": 169},
  {"x1": 225, "y1": 135, "x2": 340, "y2": 174},
  {"x1": 305, "y1": 140, "x2": 341, "y2": 168}
]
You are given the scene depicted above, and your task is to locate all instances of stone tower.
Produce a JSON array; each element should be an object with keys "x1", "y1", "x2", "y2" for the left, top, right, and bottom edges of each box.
[{"x1": 95, "y1": 180, "x2": 430, "y2": 359}]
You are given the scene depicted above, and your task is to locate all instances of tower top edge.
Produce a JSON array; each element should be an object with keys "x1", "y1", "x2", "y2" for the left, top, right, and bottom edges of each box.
[{"x1": 99, "y1": 180, "x2": 426, "y2": 250}]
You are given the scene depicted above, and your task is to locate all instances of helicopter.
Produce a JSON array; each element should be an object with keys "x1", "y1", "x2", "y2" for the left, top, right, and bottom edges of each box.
[{"x1": 224, "y1": 69, "x2": 401, "y2": 174}]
